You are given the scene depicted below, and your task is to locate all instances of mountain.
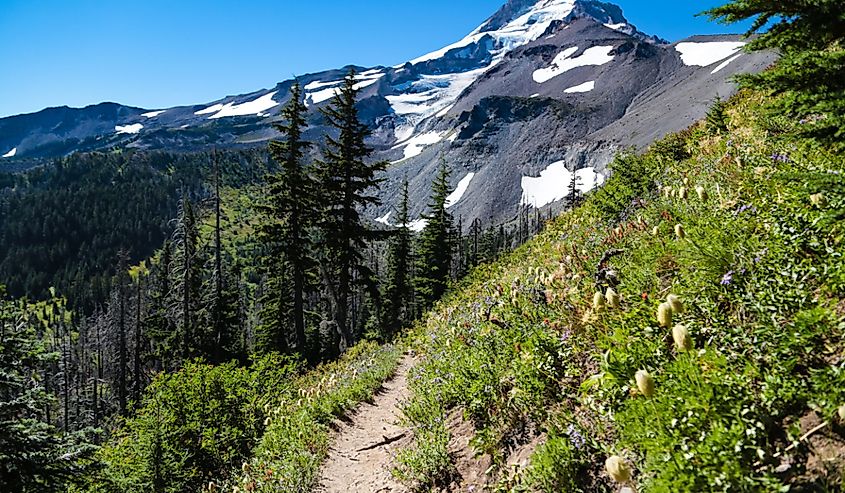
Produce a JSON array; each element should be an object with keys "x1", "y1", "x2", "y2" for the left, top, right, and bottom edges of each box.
[{"x1": 0, "y1": 0, "x2": 775, "y2": 228}]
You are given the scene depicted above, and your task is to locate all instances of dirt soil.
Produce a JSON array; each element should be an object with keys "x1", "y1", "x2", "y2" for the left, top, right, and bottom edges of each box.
[{"x1": 315, "y1": 354, "x2": 415, "y2": 493}]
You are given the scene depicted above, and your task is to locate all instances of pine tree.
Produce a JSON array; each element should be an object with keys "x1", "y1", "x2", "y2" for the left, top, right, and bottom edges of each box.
[
  {"x1": 0, "y1": 289, "x2": 94, "y2": 492},
  {"x1": 705, "y1": 0, "x2": 845, "y2": 143},
  {"x1": 258, "y1": 82, "x2": 317, "y2": 355},
  {"x1": 314, "y1": 69, "x2": 387, "y2": 350},
  {"x1": 705, "y1": 96, "x2": 730, "y2": 135},
  {"x1": 170, "y1": 195, "x2": 201, "y2": 360},
  {"x1": 382, "y1": 180, "x2": 414, "y2": 336},
  {"x1": 114, "y1": 251, "x2": 129, "y2": 416},
  {"x1": 416, "y1": 160, "x2": 454, "y2": 311},
  {"x1": 201, "y1": 153, "x2": 242, "y2": 363}
]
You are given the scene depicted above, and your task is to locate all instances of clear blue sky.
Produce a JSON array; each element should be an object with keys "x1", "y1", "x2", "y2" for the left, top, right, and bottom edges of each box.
[{"x1": 0, "y1": 0, "x2": 749, "y2": 118}]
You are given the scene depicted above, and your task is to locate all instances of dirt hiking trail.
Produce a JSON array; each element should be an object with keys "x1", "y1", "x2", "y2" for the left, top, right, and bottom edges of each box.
[{"x1": 316, "y1": 354, "x2": 414, "y2": 493}]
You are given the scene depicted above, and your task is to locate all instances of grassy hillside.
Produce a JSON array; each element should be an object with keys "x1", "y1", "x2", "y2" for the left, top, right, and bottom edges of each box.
[{"x1": 396, "y1": 90, "x2": 845, "y2": 492}]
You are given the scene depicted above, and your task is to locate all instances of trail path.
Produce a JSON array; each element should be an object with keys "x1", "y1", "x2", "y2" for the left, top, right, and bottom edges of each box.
[{"x1": 316, "y1": 354, "x2": 414, "y2": 493}]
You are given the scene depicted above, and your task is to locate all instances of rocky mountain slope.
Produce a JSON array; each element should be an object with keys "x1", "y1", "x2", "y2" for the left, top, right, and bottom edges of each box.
[{"x1": 0, "y1": 0, "x2": 775, "y2": 228}]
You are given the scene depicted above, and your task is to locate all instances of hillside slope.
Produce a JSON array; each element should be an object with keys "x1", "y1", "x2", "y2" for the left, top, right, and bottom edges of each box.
[{"x1": 395, "y1": 90, "x2": 845, "y2": 491}]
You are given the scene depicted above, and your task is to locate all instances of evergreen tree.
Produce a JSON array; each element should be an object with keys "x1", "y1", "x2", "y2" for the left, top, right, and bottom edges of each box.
[
  {"x1": 201, "y1": 153, "x2": 242, "y2": 363},
  {"x1": 0, "y1": 289, "x2": 94, "y2": 492},
  {"x1": 258, "y1": 82, "x2": 316, "y2": 355},
  {"x1": 416, "y1": 160, "x2": 454, "y2": 311},
  {"x1": 170, "y1": 195, "x2": 202, "y2": 360},
  {"x1": 705, "y1": 96, "x2": 730, "y2": 135},
  {"x1": 314, "y1": 69, "x2": 387, "y2": 350},
  {"x1": 382, "y1": 180, "x2": 414, "y2": 336},
  {"x1": 706, "y1": 0, "x2": 845, "y2": 143}
]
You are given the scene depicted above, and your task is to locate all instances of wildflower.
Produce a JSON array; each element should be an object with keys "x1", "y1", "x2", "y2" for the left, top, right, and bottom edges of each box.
[
  {"x1": 593, "y1": 291, "x2": 606, "y2": 311},
  {"x1": 695, "y1": 186, "x2": 708, "y2": 201},
  {"x1": 839, "y1": 404, "x2": 845, "y2": 422},
  {"x1": 208, "y1": 482, "x2": 218, "y2": 493},
  {"x1": 720, "y1": 271, "x2": 734, "y2": 286},
  {"x1": 605, "y1": 455, "x2": 633, "y2": 483},
  {"x1": 651, "y1": 225, "x2": 660, "y2": 236},
  {"x1": 666, "y1": 294, "x2": 684, "y2": 314},
  {"x1": 566, "y1": 423, "x2": 586, "y2": 450},
  {"x1": 657, "y1": 302, "x2": 673, "y2": 328},
  {"x1": 606, "y1": 287, "x2": 621, "y2": 309},
  {"x1": 678, "y1": 187, "x2": 688, "y2": 200},
  {"x1": 734, "y1": 204, "x2": 757, "y2": 215},
  {"x1": 242, "y1": 462, "x2": 250, "y2": 473},
  {"x1": 635, "y1": 369, "x2": 655, "y2": 397},
  {"x1": 683, "y1": 177, "x2": 690, "y2": 186},
  {"x1": 672, "y1": 324, "x2": 693, "y2": 352},
  {"x1": 810, "y1": 193, "x2": 828, "y2": 208},
  {"x1": 770, "y1": 152, "x2": 790, "y2": 163},
  {"x1": 674, "y1": 224, "x2": 685, "y2": 240},
  {"x1": 663, "y1": 186, "x2": 672, "y2": 198}
]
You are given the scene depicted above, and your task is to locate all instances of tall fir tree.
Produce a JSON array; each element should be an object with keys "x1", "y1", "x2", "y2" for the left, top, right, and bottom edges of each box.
[
  {"x1": 200, "y1": 153, "x2": 242, "y2": 363},
  {"x1": 705, "y1": 0, "x2": 845, "y2": 143},
  {"x1": 0, "y1": 288, "x2": 94, "y2": 492},
  {"x1": 314, "y1": 69, "x2": 387, "y2": 351},
  {"x1": 170, "y1": 194, "x2": 202, "y2": 360},
  {"x1": 258, "y1": 82, "x2": 316, "y2": 355},
  {"x1": 382, "y1": 179, "x2": 414, "y2": 336},
  {"x1": 415, "y1": 160, "x2": 454, "y2": 311}
]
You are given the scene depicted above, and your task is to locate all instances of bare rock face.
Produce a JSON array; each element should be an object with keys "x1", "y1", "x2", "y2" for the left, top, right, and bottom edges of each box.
[{"x1": 0, "y1": 0, "x2": 775, "y2": 229}]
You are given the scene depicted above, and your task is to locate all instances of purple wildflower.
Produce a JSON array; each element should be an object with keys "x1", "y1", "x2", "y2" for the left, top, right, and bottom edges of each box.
[
  {"x1": 720, "y1": 271, "x2": 734, "y2": 286},
  {"x1": 734, "y1": 204, "x2": 757, "y2": 216},
  {"x1": 770, "y1": 152, "x2": 791, "y2": 163},
  {"x1": 566, "y1": 423, "x2": 586, "y2": 450}
]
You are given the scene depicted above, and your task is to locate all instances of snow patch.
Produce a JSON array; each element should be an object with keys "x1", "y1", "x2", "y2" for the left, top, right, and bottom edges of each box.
[
  {"x1": 308, "y1": 87, "x2": 340, "y2": 105},
  {"x1": 115, "y1": 124, "x2": 143, "y2": 135},
  {"x1": 520, "y1": 162, "x2": 605, "y2": 208},
  {"x1": 304, "y1": 72, "x2": 384, "y2": 107},
  {"x1": 2, "y1": 147, "x2": 16, "y2": 158},
  {"x1": 533, "y1": 45, "x2": 614, "y2": 83},
  {"x1": 142, "y1": 110, "x2": 165, "y2": 118},
  {"x1": 564, "y1": 80, "x2": 595, "y2": 93},
  {"x1": 207, "y1": 92, "x2": 279, "y2": 119},
  {"x1": 195, "y1": 103, "x2": 224, "y2": 115},
  {"x1": 394, "y1": 131, "x2": 444, "y2": 161},
  {"x1": 445, "y1": 172, "x2": 475, "y2": 208},
  {"x1": 710, "y1": 53, "x2": 742, "y2": 74},
  {"x1": 675, "y1": 41, "x2": 745, "y2": 67},
  {"x1": 408, "y1": 218, "x2": 428, "y2": 233},
  {"x1": 375, "y1": 211, "x2": 393, "y2": 225},
  {"x1": 604, "y1": 23, "x2": 627, "y2": 31},
  {"x1": 530, "y1": 93, "x2": 540, "y2": 98}
]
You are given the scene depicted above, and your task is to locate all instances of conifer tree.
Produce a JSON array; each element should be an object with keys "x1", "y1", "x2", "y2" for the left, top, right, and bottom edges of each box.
[
  {"x1": 170, "y1": 195, "x2": 201, "y2": 360},
  {"x1": 382, "y1": 180, "x2": 414, "y2": 335},
  {"x1": 0, "y1": 288, "x2": 94, "y2": 492},
  {"x1": 705, "y1": 0, "x2": 845, "y2": 143},
  {"x1": 258, "y1": 82, "x2": 316, "y2": 355},
  {"x1": 416, "y1": 160, "x2": 454, "y2": 311},
  {"x1": 201, "y1": 153, "x2": 242, "y2": 363},
  {"x1": 314, "y1": 69, "x2": 387, "y2": 350},
  {"x1": 705, "y1": 96, "x2": 730, "y2": 135}
]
